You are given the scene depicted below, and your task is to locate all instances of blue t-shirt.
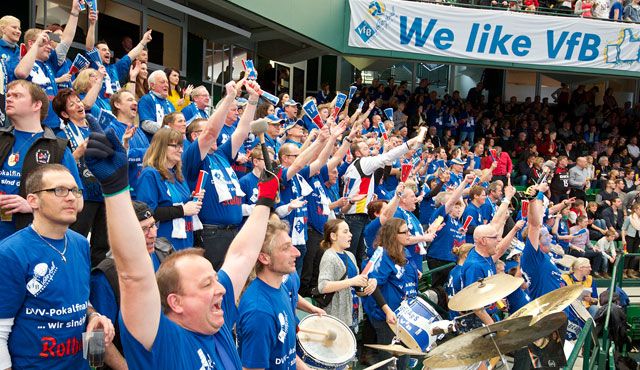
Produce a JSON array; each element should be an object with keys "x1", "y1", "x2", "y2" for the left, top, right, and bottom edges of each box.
[
  {"x1": 57, "y1": 122, "x2": 103, "y2": 202},
  {"x1": 119, "y1": 270, "x2": 240, "y2": 370},
  {"x1": 237, "y1": 278, "x2": 297, "y2": 370},
  {"x1": 0, "y1": 39, "x2": 20, "y2": 68},
  {"x1": 138, "y1": 93, "x2": 176, "y2": 141},
  {"x1": 461, "y1": 248, "x2": 496, "y2": 287},
  {"x1": 462, "y1": 202, "x2": 486, "y2": 243},
  {"x1": 217, "y1": 124, "x2": 236, "y2": 147},
  {"x1": 239, "y1": 171, "x2": 260, "y2": 215},
  {"x1": 394, "y1": 208, "x2": 424, "y2": 268},
  {"x1": 557, "y1": 219, "x2": 570, "y2": 251},
  {"x1": 520, "y1": 239, "x2": 565, "y2": 300},
  {"x1": 89, "y1": 271, "x2": 118, "y2": 333},
  {"x1": 507, "y1": 287, "x2": 531, "y2": 314},
  {"x1": 281, "y1": 272, "x2": 300, "y2": 325},
  {"x1": 364, "y1": 248, "x2": 419, "y2": 322},
  {"x1": 182, "y1": 103, "x2": 209, "y2": 125},
  {"x1": 446, "y1": 264, "x2": 463, "y2": 319},
  {"x1": 427, "y1": 206, "x2": 464, "y2": 262},
  {"x1": 0, "y1": 130, "x2": 82, "y2": 240},
  {"x1": 364, "y1": 217, "x2": 382, "y2": 258},
  {"x1": 182, "y1": 139, "x2": 243, "y2": 226},
  {"x1": 306, "y1": 166, "x2": 330, "y2": 234},
  {"x1": 136, "y1": 167, "x2": 195, "y2": 250},
  {"x1": 16, "y1": 51, "x2": 63, "y2": 129},
  {"x1": 0, "y1": 227, "x2": 90, "y2": 369},
  {"x1": 482, "y1": 198, "x2": 498, "y2": 221},
  {"x1": 108, "y1": 120, "x2": 149, "y2": 198},
  {"x1": 610, "y1": 2, "x2": 624, "y2": 20},
  {"x1": 418, "y1": 182, "x2": 438, "y2": 225}
]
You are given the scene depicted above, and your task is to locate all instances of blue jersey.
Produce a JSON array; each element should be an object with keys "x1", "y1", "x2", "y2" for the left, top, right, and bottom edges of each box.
[
  {"x1": 418, "y1": 182, "x2": 438, "y2": 225},
  {"x1": 181, "y1": 103, "x2": 209, "y2": 125},
  {"x1": 557, "y1": 219, "x2": 570, "y2": 251},
  {"x1": 138, "y1": 93, "x2": 176, "y2": 141},
  {"x1": 306, "y1": 166, "x2": 331, "y2": 234},
  {"x1": 282, "y1": 272, "x2": 300, "y2": 325},
  {"x1": 459, "y1": 111, "x2": 476, "y2": 132},
  {"x1": 239, "y1": 171, "x2": 260, "y2": 207},
  {"x1": 108, "y1": 121, "x2": 149, "y2": 198},
  {"x1": 394, "y1": 208, "x2": 425, "y2": 268},
  {"x1": 427, "y1": 206, "x2": 464, "y2": 262},
  {"x1": 89, "y1": 271, "x2": 118, "y2": 334},
  {"x1": 0, "y1": 227, "x2": 90, "y2": 369},
  {"x1": 119, "y1": 270, "x2": 240, "y2": 370},
  {"x1": 182, "y1": 139, "x2": 243, "y2": 226},
  {"x1": 364, "y1": 248, "x2": 419, "y2": 322},
  {"x1": 135, "y1": 167, "x2": 195, "y2": 250},
  {"x1": 482, "y1": 198, "x2": 498, "y2": 221},
  {"x1": 521, "y1": 239, "x2": 565, "y2": 300},
  {"x1": 279, "y1": 166, "x2": 311, "y2": 245},
  {"x1": 237, "y1": 278, "x2": 297, "y2": 370},
  {"x1": 0, "y1": 39, "x2": 20, "y2": 68},
  {"x1": 0, "y1": 130, "x2": 82, "y2": 240},
  {"x1": 506, "y1": 287, "x2": 531, "y2": 314}
]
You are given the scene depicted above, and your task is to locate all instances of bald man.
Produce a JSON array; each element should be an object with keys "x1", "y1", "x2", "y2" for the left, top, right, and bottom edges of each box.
[{"x1": 460, "y1": 218, "x2": 524, "y2": 328}]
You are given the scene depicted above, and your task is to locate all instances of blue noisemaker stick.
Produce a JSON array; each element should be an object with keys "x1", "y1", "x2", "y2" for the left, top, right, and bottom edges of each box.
[
  {"x1": 358, "y1": 100, "x2": 364, "y2": 110},
  {"x1": 193, "y1": 170, "x2": 209, "y2": 202},
  {"x1": 384, "y1": 107, "x2": 393, "y2": 120},
  {"x1": 256, "y1": 88, "x2": 279, "y2": 106},
  {"x1": 242, "y1": 59, "x2": 257, "y2": 81},
  {"x1": 302, "y1": 100, "x2": 324, "y2": 128},
  {"x1": 69, "y1": 54, "x2": 90, "y2": 75},
  {"x1": 332, "y1": 93, "x2": 347, "y2": 120},
  {"x1": 348, "y1": 86, "x2": 357, "y2": 100},
  {"x1": 86, "y1": 48, "x2": 103, "y2": 68}
]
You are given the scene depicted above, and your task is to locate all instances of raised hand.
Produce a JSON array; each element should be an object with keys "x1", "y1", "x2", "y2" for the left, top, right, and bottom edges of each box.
[{"x1": 84, "y1": 129, "x2": 129, "y2": 196}]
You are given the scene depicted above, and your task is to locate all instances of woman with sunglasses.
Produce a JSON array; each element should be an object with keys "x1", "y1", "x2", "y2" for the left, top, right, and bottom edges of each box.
[
  {"x1": 136, "y1": 128, "x2": 204, "y2": 250},
  {"x1": 363, "y1": 218, "x2": 421, "y2": 370}
]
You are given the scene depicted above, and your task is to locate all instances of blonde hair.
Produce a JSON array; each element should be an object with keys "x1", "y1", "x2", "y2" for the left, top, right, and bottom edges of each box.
[
  {"x1": 255, "y1": 220, "x2": 290, "y2": 273},
  {"x1": 452, "y1": 243, "x2": 473, "y2": 258},
  {"x1": 0, "y1": 16, "x2": 20, "y2": 37},
  {"x1": 143, "y1": 128, "x2": 184, "y2": 182},
  {"x1": 23, "y1": 28, "x2": 42, "y2": 43},
  {"x1": 72, "y1": 68, "x2": 98, "y2": 94},
  {"x1": 571, "y1": 257, "x2": 590, "y2": 273}
]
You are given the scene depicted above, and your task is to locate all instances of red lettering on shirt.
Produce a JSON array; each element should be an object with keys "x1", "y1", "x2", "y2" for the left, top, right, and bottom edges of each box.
[{"x1": 39, "y1": 336, "x2": 81, "y2": 358}]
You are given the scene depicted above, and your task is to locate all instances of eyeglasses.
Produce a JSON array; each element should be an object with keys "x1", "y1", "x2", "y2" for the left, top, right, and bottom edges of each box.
[
  {"x1": 34, "y1": 187, "x2": 83, "y2": 198},
  {"x1": 397, "y1": 229, "x2": 410, "y2": 235},
  {"x1": 484, "y1": 235, "x2": 499, "y2": 240},
  {"x1": 268, "y1": 122, "x2": 281, "y2": 126},
  {"x1": 167, "y1": 143, "x2": 183, "y2": 150},
  {"x1": 141, "y1": 222, "x2": 159, "y2": 234},
  {"x1": 285, "y1": 154, "x2": 299, "y2": 158}
]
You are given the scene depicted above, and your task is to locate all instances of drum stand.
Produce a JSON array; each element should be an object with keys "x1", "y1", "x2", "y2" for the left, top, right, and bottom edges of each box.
[
  {"x1": 362, "y1": 356, "x2": 398, "y2": 370},
  {"x1": 482, "y1": 328, "x2": 509, "y2": 370}
]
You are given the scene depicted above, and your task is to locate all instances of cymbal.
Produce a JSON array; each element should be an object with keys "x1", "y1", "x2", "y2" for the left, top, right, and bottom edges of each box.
[
  {"x1": 365, "y1": 343, "x2": 427, "y2": 356},
  {"x1": 509, "y1": 284, "x2": 584, "y2": 324},
  {"x1": 448, "y1": 274, "x2": 524, "y2": 312},
  {"x1": 554, "y1": 254, "x2": 577, "y2": 268},
  {"x1": 423, "y1": 312, "x2": 566, "y2": 368}
]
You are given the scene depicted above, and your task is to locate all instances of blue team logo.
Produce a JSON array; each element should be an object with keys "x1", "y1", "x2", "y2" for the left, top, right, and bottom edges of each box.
[
  {"x1": 605, "y1": 29, "x2": 640, "y2": 64},
  {"x1": 294, "y1": 219, "x2": 305, "y2": 234},
  {"x1": 355, "y1": 20, "x2": 376, "y2": 43},
  {"x1": 26, "y1": 262, "x2": 57, "y2": 297},
  {"x1": 277, "y1": 312, "x2": 289, "y2": 343},
  {"x1": 368, "y1": 1, "x2": 386, "y2": 18}
]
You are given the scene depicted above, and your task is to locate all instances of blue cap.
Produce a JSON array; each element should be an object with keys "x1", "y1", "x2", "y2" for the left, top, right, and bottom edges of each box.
[
  {"x1": 505, "y1": 260, "x2": 519, "y2": 273},
  {"x1": 284, "y1": 99, "x2": 300, "y2": 107},
  {"x1": 265, "y1": 114, "x2": 285, "y2": 124},
  {"x1": 451, "y1": 158, "x2": 466, "y2": 166},
  {"x1": 236, "y1": 97, "x2": 248, "y2": 107}
]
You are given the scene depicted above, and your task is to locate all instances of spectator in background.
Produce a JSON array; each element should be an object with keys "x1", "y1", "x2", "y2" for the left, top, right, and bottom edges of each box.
[
  {"x1": 316, "y1": 82, "x2": 331, "y2": 104},
  {"x1": 165, "y1": 67, "x2": 193, "y2": 112},
  {"x1": 601, "y1": 197, "x2": 625, "y2": 237},
  {"x1": 0, "y1": 16, "x2": 21, "y2": 65},
  {"x1": 610, "y1": 0, "x2": 624, "y2": 20},
  {"x1": 45, "y1": 24, "x2": 72, "y2": 90},
  {"x1": 13, "y1": 2, "x2": 81, "y2": 130},
  {"x1": 130, "y1": 60, "x2": 149, "y2": 100},
  {"x1": 181, "y1": 86, "x2": 210, "y2": 125},
  {"x1": 85, "y1": 10, "x2": 152, "y2": 111},
  {"x1": 466, "y1": 82, "x2": 484, "y2": 108},
  {"x1": 487, "y1": 146, "x2": 512, "y2": 185},
  {"x1": 138, "y1": 70, "x2": 175, "y2": 140},
  {"x1": 593, "y1": 0, "x2": 610, "y2": 19},
  {"x1": 622, "y1": 202, "x2": 640, "y2": 278},
  {"x1": 624, "y1": 0, "x2": 640, "y2": 22},
  {"x1": 72, "y1": 67, "x2": 109, "y2": 120},
  {"x1": 569, "y1": 157, "x2": 589, "y2": 200}
]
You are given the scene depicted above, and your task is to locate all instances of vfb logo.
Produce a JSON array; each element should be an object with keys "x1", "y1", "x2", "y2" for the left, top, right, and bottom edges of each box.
[{"x1": 356, "y1": 20, "x2": 376, "y2": 42}]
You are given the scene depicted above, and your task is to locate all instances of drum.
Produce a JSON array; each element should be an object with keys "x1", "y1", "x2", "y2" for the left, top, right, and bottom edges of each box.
[
  {"x1": 297, "y1": 314, "x2": 356, "y2": 369},
  {"x1": 565, "y1": 301, "x2": 591, "y2": 341},
  {"x1": 394, "y1": 297, "x2": 444, "y2": 352}
]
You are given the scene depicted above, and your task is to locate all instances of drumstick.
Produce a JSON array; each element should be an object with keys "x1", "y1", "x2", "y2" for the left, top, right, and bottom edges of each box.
[
  {"x1": 363, "y1": 357, "x2": 398, "y2": 370},
  {"x1": 297, "y1": 328, "x2": 337, "y2": 341}
]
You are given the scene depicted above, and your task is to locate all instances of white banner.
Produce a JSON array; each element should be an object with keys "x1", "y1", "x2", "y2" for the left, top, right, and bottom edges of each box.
[{"x1": 348, "y1": 0, "x2": 640, "y2": 73}]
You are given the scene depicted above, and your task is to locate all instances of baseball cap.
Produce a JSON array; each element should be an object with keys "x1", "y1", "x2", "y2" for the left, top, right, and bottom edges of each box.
[
  {"x1": 132, "y1": 201, "x2": 153, "y2": 221},
  {"x1": 450, "y1": 158, "x2": 466, "y2": 166},
  {"x1": 265, "y1": 114, "x2": 285, "y2": 124},
  {"x1": 283, "y1": 99, "x2": 300, "y2": 107},
  {"x1": 236, "y1": 97, "x2": 248, "y2": 107}
]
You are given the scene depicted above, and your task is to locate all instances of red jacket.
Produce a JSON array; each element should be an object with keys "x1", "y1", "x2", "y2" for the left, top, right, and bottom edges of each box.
[{"x1": 481, "y1": 152, "x2": 513, "y2": 175}]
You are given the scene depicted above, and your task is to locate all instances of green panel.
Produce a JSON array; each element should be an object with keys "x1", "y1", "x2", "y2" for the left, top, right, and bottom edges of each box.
[{"x1": 320, "y1": 56, "x2": 337, "y2": 90}]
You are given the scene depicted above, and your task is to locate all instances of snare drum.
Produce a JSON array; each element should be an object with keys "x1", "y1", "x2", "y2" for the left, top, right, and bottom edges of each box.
[
  {"x1": 565, "y1": 302, "x2": 591, "y2": 341},
  {"x1": 394, "y1": 297, "x2": 444, "y2": 352},
  {"x1": 297, "y1": 314, "x2": 356, "y2": 369}
]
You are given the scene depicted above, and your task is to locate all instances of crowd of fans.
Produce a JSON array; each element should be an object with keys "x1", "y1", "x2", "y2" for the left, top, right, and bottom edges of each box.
[
  {"x1": 422, "y1": 0, "x2": 636, "y2": 21},
  {"x1": 0, "y1": 0, "x2": 639, "y2": 369}
]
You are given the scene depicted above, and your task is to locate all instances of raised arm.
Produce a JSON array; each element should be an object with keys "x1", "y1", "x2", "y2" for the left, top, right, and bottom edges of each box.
[
  {"x1": 81, "y1": 66, "x2": 106, "y2": 110},
  {"x1": 14, "y1": 31, "x2": 49, "y2": 79},
  {"x1": 60, "y1": 0, "x2": 81, "y2": 47},
  {"x1": 198, "y1": 80, "x2": 243, "y2": 159},
  {"x1": 380, "y1": 183, "x2": 404, "y2": 225},
  {"x1": 493, "y1": 220, "x2": 525, "y2": 262},
  {"x1": 85, "y1": 10, "x2": 97, "y2": 51},
  {"x1": 445, "y1": 173, "x2": 475, "y2": 214},
  {"x1": 489, "y1": 185, "x2": 515, "y2": 234},
  {"x1": 127, "y1": 29, "x2": 153, "y2": 61},
  {"x1": 222, "y1": 173, "x2": 275, "y2": 303},
  {"x1": 309, "y1": 119, "x2": 342, "y2": 175},
  {"x1": 84, "y1": 129, "x2": 160, "y2": 351},
  {"x1": 527, "y1": 183, "x2": 548, "y2": 251},
  {"x1": 230, "y1": 82, "x2": 259, "y2": 157},
  {"x1": 285, "y1": 127, "x2": 329, "y2": 181}
]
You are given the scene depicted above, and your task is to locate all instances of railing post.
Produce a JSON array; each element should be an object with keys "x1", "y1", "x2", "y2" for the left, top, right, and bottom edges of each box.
[{"x1": 583, "y1": 329, "x2": 591, "y2": 370}]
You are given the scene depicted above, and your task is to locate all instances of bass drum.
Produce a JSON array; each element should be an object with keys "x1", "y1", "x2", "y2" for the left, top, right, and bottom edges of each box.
[{"x1": 297, "y1": 314, "x2": 356, "y2": 369}]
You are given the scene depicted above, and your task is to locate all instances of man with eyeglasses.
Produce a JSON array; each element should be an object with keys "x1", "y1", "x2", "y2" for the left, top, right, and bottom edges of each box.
[
  {"x1": 0, "y1": 80, "x2": 82, "y2": 241},
  {"x1": 0, "y1": 164, "x2": 115, "y2": 370},
  {"x1": 90, "y1": 201, "x2": 174, "y2": 370},
  {"x1": 460, "y1": 184, "x2": 521, "y2": 327},
  {"x1": 11, "y1": 4, "x2": 81, "y2": 130},
  {"x1": 182, "y1": 86, "x2": 210, "y2": 125}
]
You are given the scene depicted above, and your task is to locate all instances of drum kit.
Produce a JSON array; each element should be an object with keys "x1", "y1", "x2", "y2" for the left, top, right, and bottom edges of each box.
[{"x1": 296, "y1": 276, "x2": 593, "y2": 369}]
